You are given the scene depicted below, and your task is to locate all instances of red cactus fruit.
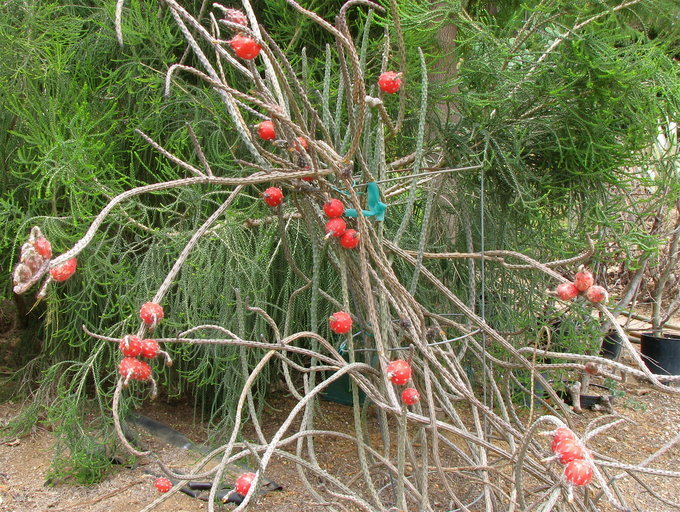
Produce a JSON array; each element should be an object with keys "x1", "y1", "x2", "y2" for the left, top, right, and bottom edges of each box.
[
  {"x1": 556, "y1": 282, "x2": 579, "y2": 301},
  {"x1": 325, "y1": 218, "x2": 347, "y2": 238},
  {"x1": 154, "y1": 477, "x2": 172, "y2": 493},
  {"x1": 132, "y1": 359, "x2": 152, "y2": 381},
  {"x1": 551, "y1": 427, "x2": 576, "y2": 454},
  {"x1": 329, "y1": 311, "x2": 352, "y2": 334},
  {"x1": 140, "y1": 339, "x2": 160, "y2": 359},
  {"x1": 235, "y1": 472, "x2": 256, "y2": 495},
  {"x1": 263, "y1": 187, "x2": 284, "y2": 207},
  {"x1": 49, "y1": 258, "x2": 77, "y2": 282},
  {"x1": 119, "y1": 335, "x2": 143, "y2": 357},
  {"x1": 257, "y1": 120, "x2": 276, "y2": 141},
  {"x1": 323, "y1": 199, "x2": 345, "y2": 218},
  {"x1": 222, "y1": 8, "x2": 249, "y2": 27},
  {"x1": 564, "y1": 459, "x2": 593, "y2": 486},
  {"x1": 386, "y1": 360, "x2": 412, "y2": 386},
  {"x1": 294, "y1": 136, "x2": 308, "y2": 151},
  {"x1": 33, "y1": 237, "x2": 52, "y2": 259},
  {"x1": 574, "y1": 270, "x2": 594, "y2": 292},
  {"x1": 339, "y1": 229, "x2": 360, "y2": 249},
  {"x1": 554, "y1": 438, "x2": 590, "y2": 464},
  {"x1": 378, "y1": 71, "x2": 402, "y2": 94},
  {"x1": 401, "y1": 387, "x2": 420, "y2": 405},
  {"x1": 140, "y1": 302, "x2": 164, "y2": 327},
  {"x1": 585, "y1": 285, "x2": 608, "y2": 303},
  {"x1": 229, "y1": 34, "x2": 261, "y2": 60}
]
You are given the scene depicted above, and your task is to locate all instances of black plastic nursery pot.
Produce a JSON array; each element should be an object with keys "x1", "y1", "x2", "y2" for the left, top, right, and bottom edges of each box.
[
  {"x1": 600, "y1": 331, "x2": 625, "y2": 360},
  {"x1": 640, "y1": 332, "x2": 680, "y2": 376}
]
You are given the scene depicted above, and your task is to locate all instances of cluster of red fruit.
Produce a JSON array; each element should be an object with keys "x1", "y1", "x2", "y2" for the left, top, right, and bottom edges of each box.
[
  {"x1": 550, "y1": 427, "x2": 593, "y2": 486},
  {"x1": 555, "y1": 269, "x2": 608, "y2": 304},
  {"x1": 13, "y1": 228, "x2": 77, "y2": 289},
  {"x1": 117, "y1": 302, "x2": 171, "y2": 388},
  {"x1": 323, "y1": 198, "x2": 360, "y2": 249},
  {"x1": 386, "y1": 359, "x2": 419, "y2": 406}
]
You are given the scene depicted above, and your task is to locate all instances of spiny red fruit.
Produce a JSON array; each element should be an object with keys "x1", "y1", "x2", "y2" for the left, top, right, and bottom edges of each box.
[
  {"x1": 140, "y1": 339, "x2": 160, "y2": 359},
  {"x1": 49, "y1": 257, "x2": 77, "y2": 282},
  {"x1": 378, "y1": 71, "x2": 402, "y2": 94},
  {"x1": 401, "y1": 388, "x2": 420, "y2": 405},
  {"x1": 339, "y1": 229, "x2": 360, "y2": 249},
  {"x1": 154, "y1": 477, "x2": 172, "y2": 493},
  {"x1": 329, "y1": 311, "x2": 352, "y2": 334},
  {"x1": 119, "y1": 335, "x2": 143, "y2": 357},
  {"x1": 564, "y1": 459, "x2": 593, "y2": 486},
  {"x1": 118, "y1": 357, "x2": 138, "y2": 380},
  {"x1": 132, "y1": 359, "x2": 152, "y2": 381},
  {"x1": 324, "y1": 199, "x2": 345, "y2": 218},
  {"x1": 585, "y1": 285, "x2": 608, "y2": 304},
  {"x1": 229, "y1": 34, "x2": 261, "y2": 60},
  {"x1": 257, "y1": 120, "x2": 276, "y2": 141},
  {"x1": 222, "y1": 8, "x2": 249, "y2": 27},
  {"x1": 140, "y1": 302, "x2": 164, "y2": 327},
  {"x1": 235, "y1": 472, "x2": 256, "y2": 495},
  {"x1": 118, "y1": 357, "x2": 151, "y2": 381},
  {"x1": 386, "y1": 360, "x2": 412, "y2": 386},
  {"x1": 325, "y1": 218, "x2": 347, "y2": 238},
  {"x1": 554, "y1": 438, "x2": 589, "y2": 464},
  {"x1": 263, "y1": 186, "x2": 284, "y2": 207},
  {"x1": 33, "y1": 237, "x2": 52, "y2": 259},
  {"x1": 294, "y1": 136, "x2": 308, "y2": 151},
  {"x1": 556, "y1": 282, "x2": 578, "y2": 301},
  {"x1": 574, "y1": 270, "x2": 594, "y2": 292},
  {"x1": 551, "y1": 427, "x2": 576, "y2": 454}
]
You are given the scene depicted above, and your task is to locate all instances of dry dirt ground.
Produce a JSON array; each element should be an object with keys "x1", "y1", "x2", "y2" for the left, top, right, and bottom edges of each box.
[{"x1": 1, "y1": 317, "x2": 679, "y2": 511}]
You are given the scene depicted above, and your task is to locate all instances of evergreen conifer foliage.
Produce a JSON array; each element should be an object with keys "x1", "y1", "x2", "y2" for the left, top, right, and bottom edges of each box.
[{"x1": 4, "y1": 0, "x2": 680, "y2": 509}]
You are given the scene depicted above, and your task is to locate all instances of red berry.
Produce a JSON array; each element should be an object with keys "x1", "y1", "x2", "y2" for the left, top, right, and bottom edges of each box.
[
  {"x1": 329, "y1": 311, "x2": 352, "y2": 334},
  {"x1": 551, "y1": 427, "x2": 576, "y2": 454},
  {"x1": 294, "y1": 136, "x2": 308, "y2": 151},
  {"x1": 49, "y1": 257, "x2": 77, "y2": 282},
  {"x1": 554, "y1": 438, "x2": 589, "y2": 464},
  {"x1": 564, "y1": 459, "x2": 593, "y2": 486},
  {"x1": 585, "y1": 285, "x2": 608, "y2": 303},
  {"x1": 401, "y1": 387, "x2": 420, "y2": 405},
  {"x1": 302, "y1": 176, "x2": 314, "y2": 182},
  {"x1": 235, "y1": 472, "x2": 256, "y2": 495},
  {"x1": 378, "y1": 71, "x2": 402, "y2": 94},
  {"x1": 33, "y1": 237, "x2": 52, "y2": 259},
  {"x1": 140, "y1": 339, "x2": 160, "y2": 359},
  {"x1": 386, "y1": 360, "x2": 412, "y2": 386},
  {"x1": 140, "y1": 302, "x2": 164, "y2": 327},
  {"x1": 223, "y1": 8, "x2": 249, "y2": 28},
  {"x1": 263, "y1": 186, "x2": 284, "y2": 207},
  {"x1": 556, "y1": 282, "x2": 578, "y2": 301},
  {"x1": 118, "y1": 357, "x2": 151, "y2": 381},
  {"x1": 574, "y1": 270, "x2": 594, "y2": 292},
  {"x1": 323, "y1": 199, "x2": 345, "y2": 218},
  {"x1": 119, "y1": 335, "x2": 143, "y2": 357},
  {"x1": 133, "y1": 360, "x2": 152, "y2": 381},
  {"x1": 229, "y1": 34, "x2": 261, "y2": 60},
  {"x1": 325, "y1": 218, "x2": 347, "y2": 238},
  {"x1": 118, "y1": 357, "x2": 138, "y2": 380},
  {"x1": 339, "y1": 229, "x2": 360, "y2": 249},
  {"x1": 257, "y1": 120, "x2": 276, "y2": 141},
  {"x1": 154, "y1": 477, "x2": 173, "y2": 493}
]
